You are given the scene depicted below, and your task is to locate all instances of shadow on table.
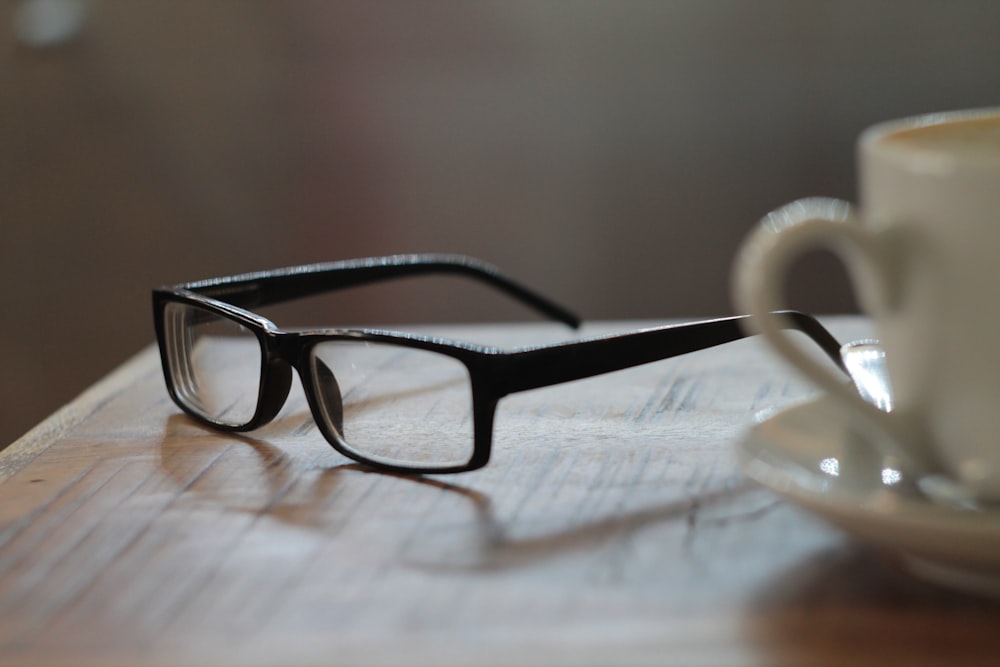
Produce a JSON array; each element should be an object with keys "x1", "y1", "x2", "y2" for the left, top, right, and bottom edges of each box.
[{"x1": 157, "y1": 412, "x2": 759, "y2": 571}]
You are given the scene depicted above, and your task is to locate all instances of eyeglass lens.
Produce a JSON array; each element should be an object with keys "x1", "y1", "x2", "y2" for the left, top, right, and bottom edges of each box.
[
  {"x1": 309, "y1": 341, "x2": 475, "y2": 469},
  {"x1": 164, "y1": 302, "x2": 263, "y2": 427}
]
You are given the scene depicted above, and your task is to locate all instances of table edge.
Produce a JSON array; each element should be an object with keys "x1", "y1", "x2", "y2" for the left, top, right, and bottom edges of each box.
[{"x1": 0, "y1": 344, "x2": 160, "y2": 482}]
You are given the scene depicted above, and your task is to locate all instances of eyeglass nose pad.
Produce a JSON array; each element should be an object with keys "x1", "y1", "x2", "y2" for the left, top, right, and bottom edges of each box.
[
  {"x1": 254, "y1": 360, "x2": 293, "y2": 425},
  {"x1": 313, "y1": 359, "x2": 345, "y2": 433}
]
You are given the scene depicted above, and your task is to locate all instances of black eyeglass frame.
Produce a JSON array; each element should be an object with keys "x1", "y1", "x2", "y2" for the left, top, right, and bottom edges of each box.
[{"x1": 153, "y1": 254, "x2": 844, "y2": 474}]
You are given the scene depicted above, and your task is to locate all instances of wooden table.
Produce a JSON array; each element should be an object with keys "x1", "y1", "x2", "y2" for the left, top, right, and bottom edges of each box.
[{"x1": 2, "y1": 318, "x2": 998, "y2": 666}]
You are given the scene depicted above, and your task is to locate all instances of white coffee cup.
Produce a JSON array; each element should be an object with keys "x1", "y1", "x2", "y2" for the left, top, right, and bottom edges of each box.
[{"x1": 733, "y1": 109, "x2": 1000, "y2": 501}]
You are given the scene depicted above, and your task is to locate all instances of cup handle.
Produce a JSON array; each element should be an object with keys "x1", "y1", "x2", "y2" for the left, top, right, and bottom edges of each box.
[{"x1": 733, "y1": 197, "x2": 924, "y2": 473}]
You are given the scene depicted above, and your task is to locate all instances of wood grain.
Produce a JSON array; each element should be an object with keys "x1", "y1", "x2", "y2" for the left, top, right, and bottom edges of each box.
[{"x1": 1, "y1": 319, "x2": 998, "y2": 667}]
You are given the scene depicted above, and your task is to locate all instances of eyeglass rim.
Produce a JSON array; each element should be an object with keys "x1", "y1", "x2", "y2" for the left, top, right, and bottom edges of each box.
[
  {"x1": 153, "y1": 289, "x2": 503, "y2": 473},
  {"x1": 154, "y1": 292, "x2": 271, "y2": 430}
]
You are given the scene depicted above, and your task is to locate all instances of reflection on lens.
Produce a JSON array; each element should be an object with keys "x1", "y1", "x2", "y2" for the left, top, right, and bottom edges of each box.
[
  {"x1": 164, "y1": 302, "x2": 262, "y2": 426},
  {"x1": 310, "y1": 341, "x2": 473, "y2": 469}
]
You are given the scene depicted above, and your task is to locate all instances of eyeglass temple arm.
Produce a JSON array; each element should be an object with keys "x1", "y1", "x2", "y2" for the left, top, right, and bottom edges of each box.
[
  {"x1": 179, "y1": 254, "x2": 580, "y2": 329},
  {"x1": 500, "y1": 311, "x2": 844, "y2": 395}
]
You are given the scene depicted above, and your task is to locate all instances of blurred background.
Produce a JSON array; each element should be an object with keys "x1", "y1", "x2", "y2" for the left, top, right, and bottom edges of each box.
[{"x1": 4, "y1": 0, "x2": 1000, "y2": 446}]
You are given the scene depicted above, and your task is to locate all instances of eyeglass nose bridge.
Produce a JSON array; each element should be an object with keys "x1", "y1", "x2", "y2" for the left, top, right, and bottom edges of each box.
[
  {"x1": 244, "y1": 332, "x2": 299, "y2": 427},
  {"x1": 274, "y1": 335, "x2": 347, "y2": 450},
  {"x1": 254, "y1": 333, "x2": 345, "y2": 432}
]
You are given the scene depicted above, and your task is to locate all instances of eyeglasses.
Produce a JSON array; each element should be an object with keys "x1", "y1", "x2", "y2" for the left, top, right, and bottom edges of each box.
[{"x1": 153, "y1": 254, "x2": 844, "y2": 474}]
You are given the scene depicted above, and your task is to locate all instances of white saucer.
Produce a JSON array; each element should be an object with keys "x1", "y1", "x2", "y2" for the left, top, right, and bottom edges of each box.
[{"x1": 737, "y1": 364, "x2": 1000, "y2": 597}]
